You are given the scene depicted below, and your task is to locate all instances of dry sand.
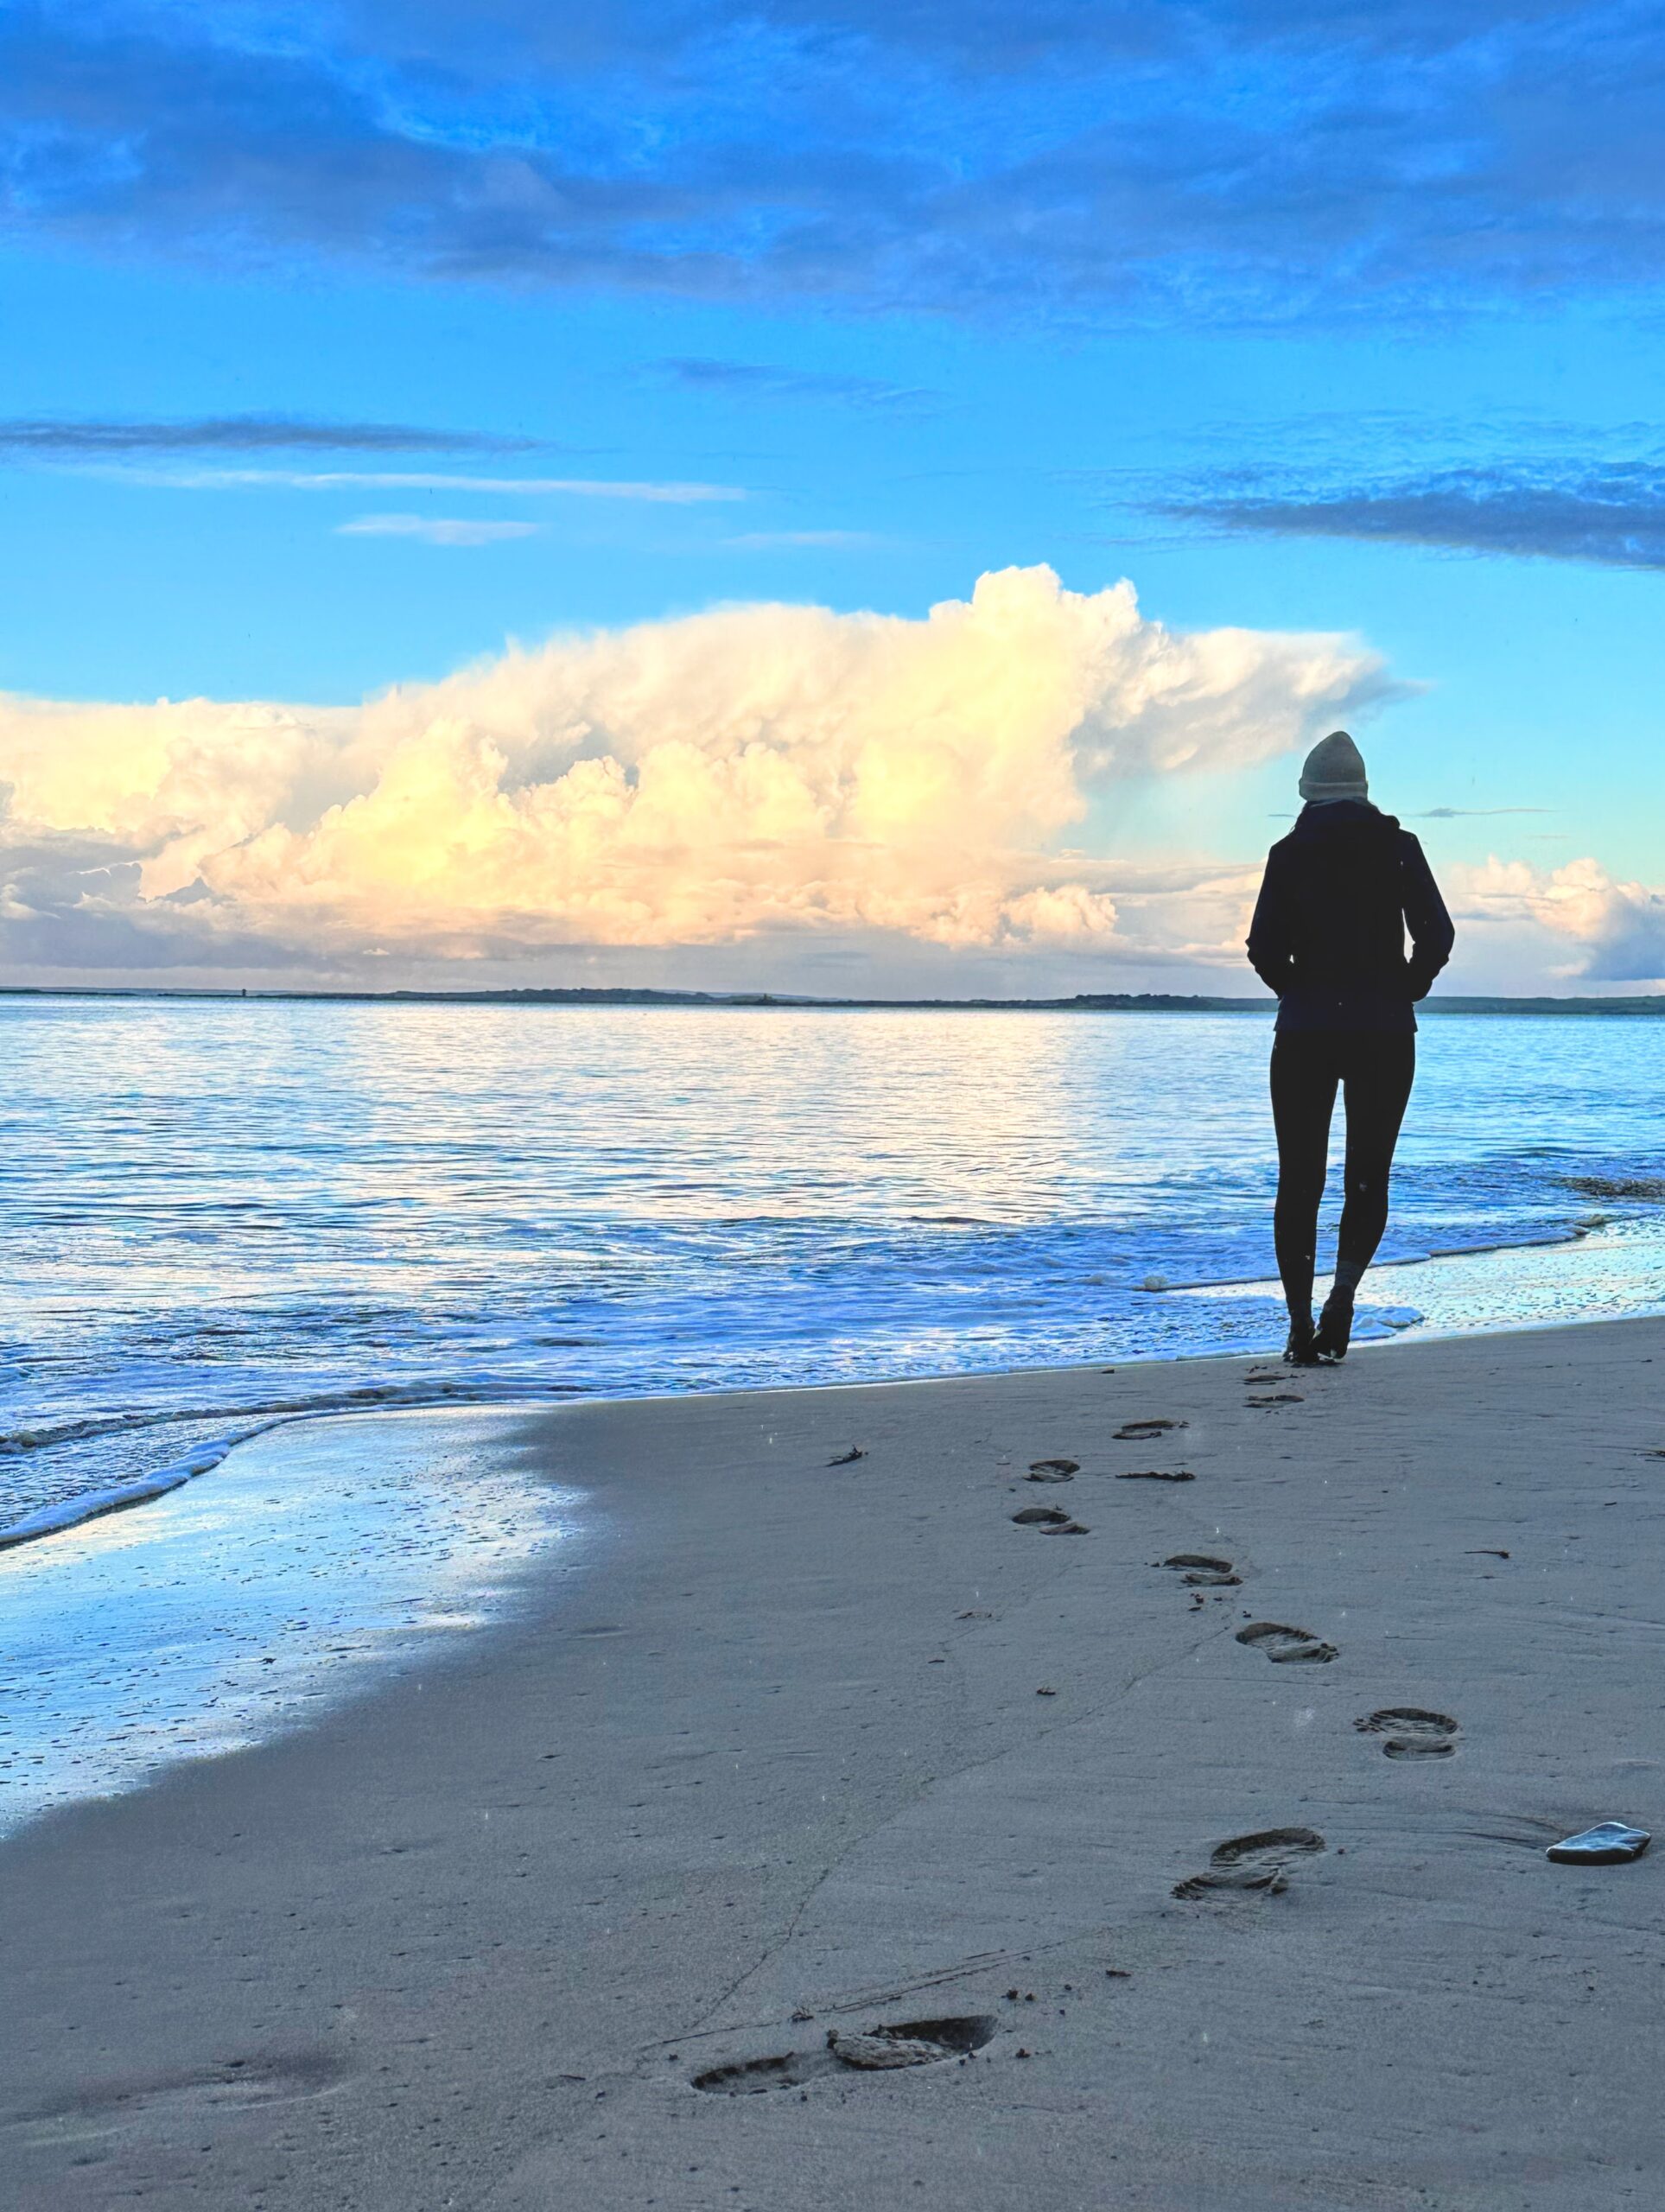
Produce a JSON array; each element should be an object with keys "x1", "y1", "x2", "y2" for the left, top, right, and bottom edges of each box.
[{"x1": 4, "y1": 1319, "x2": 1665, "y2": 2210}]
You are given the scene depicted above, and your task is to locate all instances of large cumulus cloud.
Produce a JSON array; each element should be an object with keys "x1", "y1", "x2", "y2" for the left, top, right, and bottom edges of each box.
[{"x1": 0, "y1": 566, "x2": 1388, "y2": 978}]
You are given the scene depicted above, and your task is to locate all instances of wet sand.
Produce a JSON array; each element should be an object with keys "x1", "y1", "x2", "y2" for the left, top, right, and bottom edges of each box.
[{"x1": 4, "y1": 1319, "x2": 1665, "y2": 2209}]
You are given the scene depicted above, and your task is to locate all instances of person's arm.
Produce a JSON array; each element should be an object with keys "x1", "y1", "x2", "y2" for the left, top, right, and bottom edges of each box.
[
  {"x1": 1401, "y1": 834, "x2": 1455, "y2": 999},
  {"x1": 1246, "y1": 847, "x2": 1296, "y2": 996}
]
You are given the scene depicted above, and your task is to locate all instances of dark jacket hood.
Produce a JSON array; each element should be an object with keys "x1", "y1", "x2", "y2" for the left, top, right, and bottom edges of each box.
[{"x1": 1288, "y1": 798, "x2": 1401, "y2": 840}]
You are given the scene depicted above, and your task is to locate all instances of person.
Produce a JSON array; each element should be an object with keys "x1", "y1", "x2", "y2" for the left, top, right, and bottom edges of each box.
[{"x1": 1246, "y1": 730, "x2": 1454, "y2": 1364}]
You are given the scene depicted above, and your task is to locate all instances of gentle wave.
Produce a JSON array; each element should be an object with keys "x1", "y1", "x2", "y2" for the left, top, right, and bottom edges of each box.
[
  {"x1": 0, "y1": 1378, "x2": 584, "y2": 1461},
  {"x1": 0, "y1": 1383, "x2": 594, "y2": 1551},
  {"x1": 0, "y1": 1419, "x2": 296, "y2": 1548}
]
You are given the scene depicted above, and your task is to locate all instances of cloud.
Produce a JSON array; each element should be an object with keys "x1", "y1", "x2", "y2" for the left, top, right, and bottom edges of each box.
[
  {"x1": 1414, "y1": 805, "x2": 1552, "y2": 819},
  {"x1": 0, "y1": 416, "x2": 534, "y2": 454},
  {"x1": 327, "y1": 0, "x2": 1571, "y2": 79},
  {"x1": 5, "y1": 3, "x2": 1665, "y2": 326},
  {"x1": 1163, "y1": 464, "x2": 1665, "y2": 569},
  {"x1": 1455, "y1": 855, "x2": 1665, "y2": 982},
  {"x1": 95, "y1": 467, "x2": 747, "y2": 502},
  {"x1": 337, "y1": 513, "x2": 540, "y2": 545},
  {"x1": 0, "y1": 565, "x2": 1389, "y2": 978},
  {"x1": 658, "y1": 359, "x2": 940, "y2": 413}
]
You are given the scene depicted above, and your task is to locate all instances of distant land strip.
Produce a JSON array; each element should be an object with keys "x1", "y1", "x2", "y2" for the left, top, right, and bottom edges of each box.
[{"x1": 3, "y1": 988, "x2": 1664, "y2": 1015}]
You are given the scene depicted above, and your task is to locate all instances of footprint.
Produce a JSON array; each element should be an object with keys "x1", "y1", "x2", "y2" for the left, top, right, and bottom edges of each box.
[
  {"x1": 1115, "y1": 1468, "x2": 1196, "y2": 1484},
  {"x1": 1011, "y1": 1505, "x2": 1090, "y2": 1534},
  {"x1": 1114, "y1": 1418, "x2": 1187, "y2": 1441},
  {"x1": 691, "y1": 2050, "x2": 834, "y2": 2095},
  {"x1": 693, "y1": 2016, "x2": 994, "y2": 2094},
  {"x1": 1236, "y1": 1621, "x2": 1338, "y2": 1663},
  {"x1": 828, "y1": 2015, "x2": 996, "y2": 2070},
  {"x1": 1173, "y1": 1826, "x2": 1325, "y2": 1899},
  {"x1": 1164, "y1": 1552, "x2": 1241, "y2": 1588},
  {"x1": 1355, "y1": 1707, "x2": 1458, "y2": 1758},
  {"x1": 1026, "y1": 1459, "x2": 1079, "y2": 1482}
]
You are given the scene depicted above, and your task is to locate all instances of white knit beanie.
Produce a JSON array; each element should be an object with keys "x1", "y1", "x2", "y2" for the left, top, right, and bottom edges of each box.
[{"x1": 1299, "y1": 729, "x2": 1369, "y2": 804}]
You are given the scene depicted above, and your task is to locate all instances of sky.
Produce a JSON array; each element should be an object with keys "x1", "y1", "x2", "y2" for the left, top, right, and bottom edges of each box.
[{"x1": 3, "y1": 0, "x2": 1665, "y2": 995}]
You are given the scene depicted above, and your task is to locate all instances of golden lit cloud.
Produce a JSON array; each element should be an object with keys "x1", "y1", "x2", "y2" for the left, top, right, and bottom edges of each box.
[{"x1": 0, "y1": 566, "x2": 1390, "y2": 973}]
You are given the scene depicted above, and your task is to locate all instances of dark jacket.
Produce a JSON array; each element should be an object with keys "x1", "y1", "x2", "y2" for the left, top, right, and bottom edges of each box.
[{"x1": 1246, "y1": 800, "x2": 1455, "y2": 1034}]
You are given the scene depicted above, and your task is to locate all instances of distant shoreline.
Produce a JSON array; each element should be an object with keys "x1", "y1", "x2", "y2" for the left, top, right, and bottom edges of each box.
[{"x1": 3, "y1": 984, "x2": 1664, "y2": 1015}]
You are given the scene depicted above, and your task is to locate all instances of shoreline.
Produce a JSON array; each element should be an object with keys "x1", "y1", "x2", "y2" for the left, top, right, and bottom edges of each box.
[
  {"x1": 0, "y1": 1408, "x2": 590, "y2": 1839},
  {"x1": 9, "y1": 1201, "x2": 1665, "y2": 1560},
  {"x1": 5, "y1": 1317, "x2": 1664, "y2": 2207}
]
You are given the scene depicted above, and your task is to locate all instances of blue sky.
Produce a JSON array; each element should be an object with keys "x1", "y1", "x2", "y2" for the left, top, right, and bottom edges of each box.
[{"x1": 3, "y1": 1, "x2": 1664, "y2": 990}]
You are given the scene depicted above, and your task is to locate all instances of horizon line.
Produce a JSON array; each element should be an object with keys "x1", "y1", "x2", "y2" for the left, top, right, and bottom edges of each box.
[{"x1": 3, "y1": 987, "x2": 1662, "y2": 1016}]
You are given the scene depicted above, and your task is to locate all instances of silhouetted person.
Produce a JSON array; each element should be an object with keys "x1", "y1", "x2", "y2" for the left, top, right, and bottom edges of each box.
[{"x1": 1247, "y1": 731, "x2": 1454, "y2": 1363}]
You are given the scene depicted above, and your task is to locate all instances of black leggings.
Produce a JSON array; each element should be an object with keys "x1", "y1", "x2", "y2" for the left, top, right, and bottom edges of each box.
[{"x1": 1270, "y1": 1032, "x2": 1415, "y2": 1319}]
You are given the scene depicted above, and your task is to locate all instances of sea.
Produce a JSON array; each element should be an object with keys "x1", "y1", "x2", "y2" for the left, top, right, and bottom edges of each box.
[
  {"x1": 5, "y1": 993, "x2": 1664, "y2": 1549},
  {"x1": 4, "y1": 993, "x2": 1664, "y2": 1831}
]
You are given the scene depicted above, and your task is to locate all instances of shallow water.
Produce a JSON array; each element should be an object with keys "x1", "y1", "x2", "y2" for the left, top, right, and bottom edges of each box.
[
  {"x1": 3, "y1": 996, "x2": 1663, "y2": 1541},
  {"x1": 0, "y1": 1408, "x2": 583, "y2": 1835}
]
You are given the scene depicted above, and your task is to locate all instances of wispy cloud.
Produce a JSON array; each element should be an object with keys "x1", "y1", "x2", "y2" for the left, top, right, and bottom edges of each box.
[
  {"x1": 337, "y1": 514, "x2": 540, "y2": 546},
  {"x1": 1162, "y1": 464, "x2": 1665, "y2": 569},
  {"x1": 1415, "y1": 805, "x2": 1554, "y2": 819},
  {"x1": 658, "y1": 359, "x2": 940, "y2": 414},
  {"x1": 0, "y1": 416, "x2": 535, "y2": 454},
  {"x1": 99, "y1": 467, "x2": 747, "y2": 503}
]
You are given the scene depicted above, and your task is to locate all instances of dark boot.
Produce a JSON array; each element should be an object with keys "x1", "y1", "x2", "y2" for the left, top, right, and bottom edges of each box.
[
  {"x1": 1313, "y1": 1289, "x2": 1354, "y2": 1362},
  {"x1": 1283, "y1": 1311, "x2": 1319, "y2": 1365}
]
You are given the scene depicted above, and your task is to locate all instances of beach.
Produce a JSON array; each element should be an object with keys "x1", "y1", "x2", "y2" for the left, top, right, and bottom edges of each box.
[
  {"x1": 5, "y1": 1317, "x2": 1663, "y2": 2209},
  {"x1": 14, "y1": 6, "x2": 1665, "y2": 2206}
]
